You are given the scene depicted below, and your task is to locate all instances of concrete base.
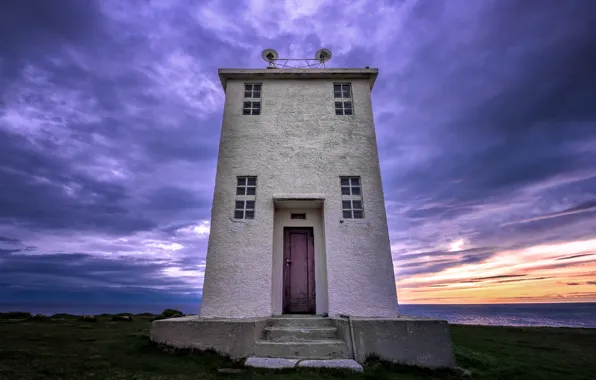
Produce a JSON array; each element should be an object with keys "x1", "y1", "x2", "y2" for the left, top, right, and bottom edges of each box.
[
  {"x1": 335, "y1": 315, "x2": 456, "y2": 369},
  {"x1": 150, "y1": 316, "x2": 269, "y2": 359},
  {"x1": 150, "y1": 314, "x2": 456, "y2": 369}
]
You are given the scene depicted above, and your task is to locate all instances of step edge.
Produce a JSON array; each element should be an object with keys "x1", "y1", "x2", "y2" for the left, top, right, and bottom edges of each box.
[
  {"x1": 255, "y1": 340, "x2": 346, "y2": 345},
  {"x1": 264, "y1": 326, "x2": 337, "y2": 331}
]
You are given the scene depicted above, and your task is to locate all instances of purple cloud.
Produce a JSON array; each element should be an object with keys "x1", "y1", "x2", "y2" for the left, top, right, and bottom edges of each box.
[{"x1": 1, "y1": 0, "x2": 595, "y2": 304}]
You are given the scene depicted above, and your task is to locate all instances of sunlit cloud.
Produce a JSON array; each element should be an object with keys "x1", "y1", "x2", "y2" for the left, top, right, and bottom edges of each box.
[
  {"x1": 449, "y1": 239, "x2": 465, "y2": 252},
  {"x1": 398, "y1": 238, "x2": 596, "y2": 304}
]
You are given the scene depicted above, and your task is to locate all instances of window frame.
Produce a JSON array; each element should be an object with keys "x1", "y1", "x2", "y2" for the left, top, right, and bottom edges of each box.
[
  {"x1": 340, "y1": 176, "x2": 364, "y2": 219},
  {"x1": 234, "y1": 176, "x2": 257, "y2": 220},
  {"x1": 234, "y1": 200, "x2": 255, "y2": 219},
  {"x1": 340, "y1": 176, "x2": 361, "y2": 196},
  {"x1": 236, "y1": 176, "x2": 257, "y2": 196},
  {"x1": 243, "y1": 83, "x2": 262, "y2": 115},
  {"x1": 333, "y1": 83, "x2": 353, "y2": 116},
  {"x1": 342, "y1": 199, "x2": 364, "y2": 219}
]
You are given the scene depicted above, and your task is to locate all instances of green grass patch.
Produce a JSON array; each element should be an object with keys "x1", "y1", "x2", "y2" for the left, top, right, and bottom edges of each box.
[{"x1": 0, "y1": 314, "x2": 593, "y2": 380}]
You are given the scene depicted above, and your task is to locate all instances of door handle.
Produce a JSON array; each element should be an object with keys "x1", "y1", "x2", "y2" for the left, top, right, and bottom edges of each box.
[{"x1": 285, "y1": 258, "x2": 292, "y2": 266}]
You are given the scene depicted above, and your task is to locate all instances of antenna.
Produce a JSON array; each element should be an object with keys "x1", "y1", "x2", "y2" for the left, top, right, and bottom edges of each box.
[
  {"x1": 260, "y1": 48, "x2": 333, "y2": 69},
  {"x1": 261, "y1": 49, "x2": 279, "y2": 68},
  {"x1": 315, "y1": 48, "x2": 332, "y2": 63}
]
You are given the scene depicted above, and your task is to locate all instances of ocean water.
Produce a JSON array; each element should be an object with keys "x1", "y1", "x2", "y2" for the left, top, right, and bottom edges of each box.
[
  {"x1": 399, "y1": 303, "x2": 596, "y2": 328},
  {"x1": 1, "y1": 302, "x2": 595, "y2": 328}
]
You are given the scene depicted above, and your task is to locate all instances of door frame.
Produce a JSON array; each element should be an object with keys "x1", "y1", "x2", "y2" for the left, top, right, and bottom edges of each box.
[{"x1": 282, "y1": 227, "x2": 316, "y2": 314}]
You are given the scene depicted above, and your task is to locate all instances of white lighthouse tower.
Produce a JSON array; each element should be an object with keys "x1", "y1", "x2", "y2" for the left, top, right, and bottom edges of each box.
[{"x1": 151, "y1": 50, "x2": 455, "y2": 369}]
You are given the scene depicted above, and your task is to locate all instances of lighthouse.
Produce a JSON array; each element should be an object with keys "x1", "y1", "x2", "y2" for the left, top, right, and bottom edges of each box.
[{"x1": 151, "y1": 50, "x2": 455, "y2": 369}]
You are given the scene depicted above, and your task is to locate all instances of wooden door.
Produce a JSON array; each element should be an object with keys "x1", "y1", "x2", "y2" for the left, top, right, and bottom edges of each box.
[{"x1": 283, "y1": 227, "x2": 315, "y2": 314}]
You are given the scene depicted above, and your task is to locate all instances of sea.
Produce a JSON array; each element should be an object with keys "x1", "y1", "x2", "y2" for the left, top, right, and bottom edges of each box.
[{"x1": 1, "y1": 302, "x2": 595, "y2": 328}]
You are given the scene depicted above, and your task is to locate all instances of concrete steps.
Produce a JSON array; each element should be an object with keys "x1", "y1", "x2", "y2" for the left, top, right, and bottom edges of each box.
[
  {"x1": 254, "y1": 340, "x2": 350, "y2": 359},
  {"x1": 255, "y1": 315, "x2": 351, "y2": 360},
  {"x1": 268, "y1": 315, "x2": 335, "y2": 327},
  {"x1": 263, "y1": 326, "x2": 338, "y2": 341}
]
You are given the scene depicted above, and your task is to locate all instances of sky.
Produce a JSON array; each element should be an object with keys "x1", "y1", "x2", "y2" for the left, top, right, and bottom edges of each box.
[{"x1": 1, "y1": 0, "x2": 595, "y2": 307}]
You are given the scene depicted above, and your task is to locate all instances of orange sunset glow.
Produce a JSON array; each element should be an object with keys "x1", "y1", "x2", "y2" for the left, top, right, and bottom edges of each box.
[{"x1": 396, "y1": 238, "x2": 596, "y2": 304}]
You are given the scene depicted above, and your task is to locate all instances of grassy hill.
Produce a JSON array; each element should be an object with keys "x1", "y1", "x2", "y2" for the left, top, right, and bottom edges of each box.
[{"x1": 0, "y1": 312, "x2": 594, "y2": 379}]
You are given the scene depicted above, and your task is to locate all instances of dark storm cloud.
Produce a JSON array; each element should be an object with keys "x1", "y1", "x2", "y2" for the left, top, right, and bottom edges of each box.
[
  {"x1": 508, "y1": 201, "x2": 596, "y2": 226},
  {"x1": 556, "y1": 253, "x2": 595, "y2": 261},
  {"x1": 475, "y1": 275, "x2": 526, "y2": 280},
  {"x1": 381, "y1": 0, "x2": 596, "y2": 274},
  {"x1": 0, "y1": 0, "x2": 102, "y2": 81},
  {"x1": 388, "y1": 1, "x2": 596, "y2": 205},
  {"x1": 0, "y1": 250, "x2": 201, "y2": 293},
  {"x1": 495, "y1": 277, "x2": 553, "y2": 284},
  {"x1": 0, "y1": 130, "x2": 156, "y2": 234},
  {"x1": 0, "y1": 236, "x2": 20, "y2": 243},
  {"x1": 396, "y1": 247, "x2": 498, "y2": 276}
]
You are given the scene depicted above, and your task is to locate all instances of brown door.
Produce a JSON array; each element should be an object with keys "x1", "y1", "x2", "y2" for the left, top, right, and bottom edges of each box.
[{"x1": 283, "y1": 227, "x2": 315, "y2": 314}]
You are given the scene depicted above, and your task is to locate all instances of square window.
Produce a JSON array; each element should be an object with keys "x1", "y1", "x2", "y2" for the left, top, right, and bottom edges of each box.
[
  {"x1": 242, "y1": 108, "x2": 251, "y2": 115},
  {"x1": 234, "y1": 210, "x2": 244, "y2": 219},
  {"x1": 245, "y1": 84, "x2": 252, "y2": 91},
  {"x1": 246, "y1": 187, "x2": 256, "y2": 195},
  {"x1": 243, "y1": 101, "x2": 251, "y2": 108},
  {"x1": 351, "y1": 187, "x2": 361, "y2": 196},
  {"x1": 253, "y1": 84, "x2": 261, "y2": 91},
  {"x1": 341, "y1": 186, "x2": 351, "y2": 195},
  {"x1": 235, "y1": 200, "x2": 244, "y2": 209},
  {"x1": 353, "y1": 210, "x2": 363, "y2": 219},
  {"x1": 245, "y1": 210, "x2": 255, "y2": 219},
  {"x1": 344, "y1": 107, "x2": 353, "y2": 115},
  {"x1": 237, "y1": 177, "x2": 247, "y2": 186},
  {"x1": 244, "y1": 91, "x2": 251, "y2": 98},
  {"x1": 335, "y1": 108, "x2": 343, "y2": 115},
  {"x1": 247, "y1": 177, "x2": 257, "y2": 186},
  {"x1": 253, "y1": 90, "x2": 261, "y2": 98},
  {"x1": 246, "y1": 200, "x2": 255, "y2": 210},
  {"x1": 236, "y1": 186, "x2": 245, "y2": 195},
  {"x1": 350, "y1": 177, "x2": 360, "y2": 186},
  {"x1": 340, "y1": 178, "x2": 350, "y2": 186},
  {"x1": 352, "y1": 200, "x2": 362, "y2": 209},
  {"x1": 343, "y1": 210, "x2": 352, "y2": 218},
  {"x1": 342, "y1": 200, "x2": 352, "y2": 209}
]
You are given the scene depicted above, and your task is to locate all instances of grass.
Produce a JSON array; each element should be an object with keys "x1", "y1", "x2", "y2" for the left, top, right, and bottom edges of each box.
[{"x1": 0, "y1": 312, "x2": 594, "y2": 380}]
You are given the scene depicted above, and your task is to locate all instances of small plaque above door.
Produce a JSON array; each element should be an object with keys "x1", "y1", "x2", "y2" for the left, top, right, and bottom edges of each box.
[{"x1": 290, "y1": 213, "x2": 306, "y2": 220}]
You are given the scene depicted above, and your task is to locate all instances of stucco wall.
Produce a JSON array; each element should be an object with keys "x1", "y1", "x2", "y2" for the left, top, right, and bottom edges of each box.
[
  {"x1": 271, "y1": 207, "x2": 328, "y2": 315},
  {"x1": 200, "y1": 75, "x2": 398, "y2": 318}
]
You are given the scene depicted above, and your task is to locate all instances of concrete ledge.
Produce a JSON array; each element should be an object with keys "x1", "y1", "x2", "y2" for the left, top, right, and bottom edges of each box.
[
  {"x1": 218, "y1": 68, "x2": 379, "y2": 90},
  {"x1": 245, "y1": 357, "x2": 363, "y2": 372},
  {"x1": 332, "y1": 316, "x2": 456, "y2": 369},
  {"x1": 150, "y1": 316, "x2": 268, "y2": 359},
  {"x1": 245, "y1": 357, "x2": 298, "y2": 369},
  {"x1": 298, "y1": 359, "x2": 363, "y2": 372}
]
